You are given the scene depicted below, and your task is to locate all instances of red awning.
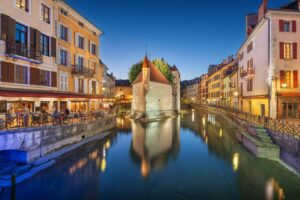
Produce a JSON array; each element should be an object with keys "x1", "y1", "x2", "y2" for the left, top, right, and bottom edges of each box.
[{"x1": 0, "y1": 88, "x2": 104, "y2": 99}]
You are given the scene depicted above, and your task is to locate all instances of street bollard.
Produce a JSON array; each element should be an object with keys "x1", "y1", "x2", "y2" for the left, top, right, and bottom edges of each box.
[{"x1": 11, "y1": 174, "x2": 16, "y2": 200}]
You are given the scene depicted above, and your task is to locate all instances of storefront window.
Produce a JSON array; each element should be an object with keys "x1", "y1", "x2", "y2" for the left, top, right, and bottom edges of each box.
[
  {"x1": 282, "y1": 100, "x2": 299, "y2": 119},
  {"x1": 71, "y1": 101, "x2": 88, "y2": 112}
]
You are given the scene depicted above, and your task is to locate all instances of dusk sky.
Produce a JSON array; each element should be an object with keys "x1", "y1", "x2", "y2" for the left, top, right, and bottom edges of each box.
[{"x1": 66, "y1": 0, "x2": 289, "y2": 80}]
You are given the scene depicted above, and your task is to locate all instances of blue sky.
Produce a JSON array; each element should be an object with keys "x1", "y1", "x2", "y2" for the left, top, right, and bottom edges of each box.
[{"x1": 65, "y1": 0, "x2": 289, "y2": 80}]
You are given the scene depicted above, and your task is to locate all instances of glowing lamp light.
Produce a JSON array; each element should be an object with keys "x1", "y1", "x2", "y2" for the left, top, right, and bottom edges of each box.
[
  {"x1": 232, "y1": 153, "x2": 239, "y2": 172},
  {"x1": 234, "y1": 91, "x2": 239, "y2": 97},
  {"x1": 281, "y1": 83, "x2": 287, "y2": 88}
]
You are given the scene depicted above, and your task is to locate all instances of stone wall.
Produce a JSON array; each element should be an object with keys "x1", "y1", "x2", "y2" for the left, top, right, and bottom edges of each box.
[
  {"x1": 146, "y1": 82, "x2": 172, "y2": 112},
  {"x1": 0, "y1": 116, "x2": 116, "y2": 163}
]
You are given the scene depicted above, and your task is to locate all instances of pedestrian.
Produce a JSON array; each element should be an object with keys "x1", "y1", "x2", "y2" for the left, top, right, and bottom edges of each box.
[{"x1": 23, "y1": 104, "x2": 30, "y2": 127}]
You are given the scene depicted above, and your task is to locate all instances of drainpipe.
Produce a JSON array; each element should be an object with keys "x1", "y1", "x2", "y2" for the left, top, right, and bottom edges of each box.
[{"x1": 267, "y1": 16, "x2": 271, "y2": 118}]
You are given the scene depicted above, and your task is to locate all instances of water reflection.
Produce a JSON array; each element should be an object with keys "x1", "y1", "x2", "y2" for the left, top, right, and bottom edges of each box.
[
  {"x1": 266, "y1": 178, "x2": 285, "y2": 200},
  {"x1": 130, "y1": 117, "x2": 180, "y2": 177}
]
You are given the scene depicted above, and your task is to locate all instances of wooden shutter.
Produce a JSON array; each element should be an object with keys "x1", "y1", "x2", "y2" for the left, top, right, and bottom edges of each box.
[
  {"x1": 51, "y1": 72, "x2": 57, "y2": 87},
  {"x1": 279, "y1": 20, "x2": 284, "y2": 32},
  {"x1": 30, "y1": 28, "x2": 36, "y2": 59},
  {"x1": 1, "y1": 14, "x2": 10, "y2": 41},
  {"x1": 51, "y1": 37, "x2": 56, "y2": 58},
  {"x1": 293, "y1": 70, "x2": 298, "y2": 88},
  {"x1": 280, "y1": 42, "x2": 284, "y2": 59},
  {"x1": 293, "y1": 42, "x2": 298, "y2": 59},
  {"x1": 1, "y1": 62, "x2": 14, "y2": 82},
  {"x1": 292, "y1": 20, "x2": 297, "y2": 32},
  {"x1": 280, "y1": 70, "x2": 285, "y2": 86},
  {"x1": 30, "y1": 67, "x2": 41, "y2": 85},
  {"x1": 8, "y1": 17, "x2": 16, "y2": 46}
]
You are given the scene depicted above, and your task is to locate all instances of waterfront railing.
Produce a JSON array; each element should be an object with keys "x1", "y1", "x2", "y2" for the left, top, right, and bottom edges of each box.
[{"x1": 199, "y1": 104, "x2": 300, "y2": 139}]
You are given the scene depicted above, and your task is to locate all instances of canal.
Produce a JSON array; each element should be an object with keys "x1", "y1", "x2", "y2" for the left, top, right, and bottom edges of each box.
[{"x1": 1, "y1": 109, "x2": 300, "y2": 200}]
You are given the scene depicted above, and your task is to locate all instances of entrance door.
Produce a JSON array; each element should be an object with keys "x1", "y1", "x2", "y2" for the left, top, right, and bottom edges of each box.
[
  {"x1": 260, "y1": 104, "x2": 265, "y2": 117},
  {"x1": 282, "y1": 100, "x2": 299, "y2": 119}
]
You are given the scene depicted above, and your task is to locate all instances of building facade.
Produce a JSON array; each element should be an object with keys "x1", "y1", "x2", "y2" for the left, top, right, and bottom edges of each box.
[
  {"x1": 115, "y1": 79, "x2": 132, "y2": 102},
  {"x1": 181, "y1": 78, "x2": 200, "y2": 104},
  {"x1": 0, "y1": 0, "x2": 103, "y2": 114}
]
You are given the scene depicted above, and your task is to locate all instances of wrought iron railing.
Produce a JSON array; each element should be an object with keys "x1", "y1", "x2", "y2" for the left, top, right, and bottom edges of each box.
[
  {"x1": 202, "y1": 104, "x2": 300, "y2": 139},
  {"x1": 240, "y1": 68, "x2": 255, "y2": 79},
  {"x1": 72, "y1": 65, "x2": 95, "y2": 77},
  {"x1": 5, "y1": 41, "x2": 43, "y2": 62}
]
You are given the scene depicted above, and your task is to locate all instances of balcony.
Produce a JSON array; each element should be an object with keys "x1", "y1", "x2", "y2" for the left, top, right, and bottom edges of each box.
[
  {"x1": 5, "y1": 42, "x2": 43, "y2": 63},
  {"x1": 72, "y1": 65, "x2": 95, "y2": 78},
  {"x1": 240, "y1": 68, "x2": 255, "y2": 79}
]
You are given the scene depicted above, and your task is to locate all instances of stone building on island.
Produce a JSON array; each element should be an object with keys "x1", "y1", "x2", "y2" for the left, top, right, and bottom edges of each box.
[{"x1": 131, "y1": 56, "x2": 180, "y2": 120}]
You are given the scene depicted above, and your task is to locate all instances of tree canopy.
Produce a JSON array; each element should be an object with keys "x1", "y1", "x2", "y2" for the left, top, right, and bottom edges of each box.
[{"x1": 128, "y1": 58, "x2": 174, "y2": 84}]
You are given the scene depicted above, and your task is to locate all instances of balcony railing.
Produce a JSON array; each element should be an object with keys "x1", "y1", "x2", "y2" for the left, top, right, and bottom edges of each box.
[
  {"x1": 5, "y1": 42, "x2": 43, "y2": 63},
  {"x1": 240, "y1": 68, "x2": 255, "y2": 79},
  {"x1": 72, "y1": 65, "x2": 95, "y2": 77}
]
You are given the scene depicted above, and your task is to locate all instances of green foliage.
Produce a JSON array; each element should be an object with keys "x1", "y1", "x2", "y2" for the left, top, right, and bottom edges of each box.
[
  {"x1": 128, "y1": 58, "x2": 174, "y2": 84},
  {"x1": 152, "y1": 58, "x2": 174, "y2": 84},
  {"x1": 128, "y1": 61, "x2": 142, "y2": 83}
]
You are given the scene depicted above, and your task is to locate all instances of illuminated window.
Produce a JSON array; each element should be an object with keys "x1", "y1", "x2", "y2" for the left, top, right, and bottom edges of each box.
[
  {"x1": 280, "y1": 71, "x2": 291, "y2": 88},
  {"x1": 41, "y1": 4, "x2": 51, "y2": 24},
  {"x1": 284, "y1": 21, "x2": 291, "y2": 32},
  {"x1": 16, "y1": 0, "x2": 29, "y2": 12},
  {"x1": 284, "y1": 43, "x2": 292, "y2": 59}
]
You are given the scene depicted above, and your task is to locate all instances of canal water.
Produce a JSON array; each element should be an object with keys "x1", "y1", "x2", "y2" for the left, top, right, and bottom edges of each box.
[{"x1": 1, "y1": 109, "x2": 300, "y2": 200}]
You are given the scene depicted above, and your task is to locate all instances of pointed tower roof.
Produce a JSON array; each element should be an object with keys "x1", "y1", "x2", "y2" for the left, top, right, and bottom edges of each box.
[
  {"x1": 170, "y1": 65, "x2": 178, "y2": 72},
  {"x1": 132, "y1": 56, "x2": 171, "y2": 85}
]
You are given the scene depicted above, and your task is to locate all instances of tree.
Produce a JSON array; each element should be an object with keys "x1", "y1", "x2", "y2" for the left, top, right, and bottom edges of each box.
[
  {"x1": 128, "y1": 58, "x2": 174, "y2": 84},
  {"x1": 152, "y1": 58, "x2": 174, "y2": 84},
  {"x1": 128, "y1": 61, "x2": 142, "y2": 83}
]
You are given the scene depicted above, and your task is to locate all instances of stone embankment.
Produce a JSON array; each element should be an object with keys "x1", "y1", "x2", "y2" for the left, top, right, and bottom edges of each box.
[{"x1": 0, "y1": 115, "x2": 116, "y2": 187}]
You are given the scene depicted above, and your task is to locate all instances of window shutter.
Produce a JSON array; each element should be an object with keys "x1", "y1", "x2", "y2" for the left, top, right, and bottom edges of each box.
[
  {"x1": 293, "y1": 43, "x2": 298, "y2": 59},
  {"x1": 74, "y1": 77, "x2": 78, "y2": 93},
  {"x1": 0, "y1": 14, "x2": 10, "y2": 41},
  {"x1": 1, "y1": 62, "x2": 13, "y2": 82},
  {"x1": 35, "y1": 30, "x2": 41, "y2": 57},
  {"x1": 84, "y1": 79, "x2": 87, "y2": 93},
  {"x1": 30, "y1": 67, "x2": 41, "y2": 85},
  {"x1": 51, "y1": 37, "x2": 56, "y2": 58},
  {"x1": 294, "y1": 70, "x2": 298, "y2": 88},
  {"x1": 30, "y1": 28, "x2": 36, "y2": 59},
  {"x1": 292, "y1": 20, "x2": 297, "y2": 32},
  {"x1": 280, "y1": 70, "x2": 285, "y2": 85},
  {"x1": 7, "y1": 62, "x2": 14, "y2": 83},
  {"x1": 279, "y1": 20, "x2": 284, "y2": 32},
  {"x1": 68, "y1": 28, "x2": 72, "y2": 43},
  {"x1": 51, "y1": 72, "x2": 57, "y2": 87},
  {"x1": 280, "y1": 42, "x2": 284, "y2": 59}
]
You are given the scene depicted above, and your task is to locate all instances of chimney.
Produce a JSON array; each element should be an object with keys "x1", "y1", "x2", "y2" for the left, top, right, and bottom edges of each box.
[
  {"x1": 246, "y1": 14, "x2": 258, "y2": 37},
  {"x1": 258, "y1": 0, "x2": 268, "y2": 22}
]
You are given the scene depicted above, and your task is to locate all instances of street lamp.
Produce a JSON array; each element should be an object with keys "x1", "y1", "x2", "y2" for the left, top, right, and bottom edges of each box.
[
  {"x1": 281, "y1": 83, "x2": 287, "y2": 88},
  {"x1": 234, "y1": 91, "x2": 238, "y2": 97}
]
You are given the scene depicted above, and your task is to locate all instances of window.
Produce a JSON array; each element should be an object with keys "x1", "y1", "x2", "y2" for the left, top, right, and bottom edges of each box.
[
  {"x1": 78, "y1": 21, "x2": 84, "y2": 28},
  {"x1": 247, "y1": 42, "x2": 253, "y2": 53},
  {"x1": 282, "y1": 100, "x2": 299, "y2": 119},
  {"x1": 60, "y1": 8, "x2": 68, "y2": 16},
  {"x1": 40, "y1": 70, "x2": 50, "y2": 86},
  {"x1": 91, "y1": 81, "x2": 96, "y2": 94},
  {"x1": 78, "y1": 56, "x2": 84, "y2": 69},
  {"x1": 59, "y1": 73, "x2": 68, "y2": 91},
  {"x1": 41, "y1": 4, "x2": 51, "y2": 24},
  {"x1": 15, "y1": 23, "x2": 27, "y2": 45},
  {"x1": 247, "y1": 78, "x2": 253, "y2": 91},
  {"x1": 60, "y1": 25, "x2": 68, "y2": 41},
  {"x1": 78, "y1": 78, "x2": 84, "y2": 93},
  {"x1": 284, "y1": 21, "x2": 291, "y2": 32},
  {"x1": 16, "y1": 0, "x2": 29, "y2": 12},
  {"x1": 280, "y1": 71, "x2": 291, "y2": 88},
  {"x1": 78, "y1": 35, "x2": 84, "y2": 49},
  {"x1": 91, "y1": 43, "x2": 97, "y2": 55},
  {"x1": 40, "y1": 34, "x2": 50, "y2": 56},
  {"x1": 15, "y1": 65, "x2": 28, "y2": 84},
  {"x1": 284, "y1": 43, "x2": 292, "y2": 59},
  {"x1": 60, "y1": 49, "x2": 67, "y2": 66}
]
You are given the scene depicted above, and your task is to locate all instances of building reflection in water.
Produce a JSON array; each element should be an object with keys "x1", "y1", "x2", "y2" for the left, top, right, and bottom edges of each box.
[
  {"x1": 68, "y1": 133, "x2": 115, "y2": 175},
  {"x1": 130, "y1": 117, "x2": 181, "y2": 177},
  {"x1": 207, "y1": 114, "x2": 216, "y2": 125}
]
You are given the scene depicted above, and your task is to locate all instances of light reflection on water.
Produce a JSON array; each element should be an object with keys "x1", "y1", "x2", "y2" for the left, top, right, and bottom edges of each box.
[{"x1": 0, "y1": 109, "x2": 299, "y2": 200}]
